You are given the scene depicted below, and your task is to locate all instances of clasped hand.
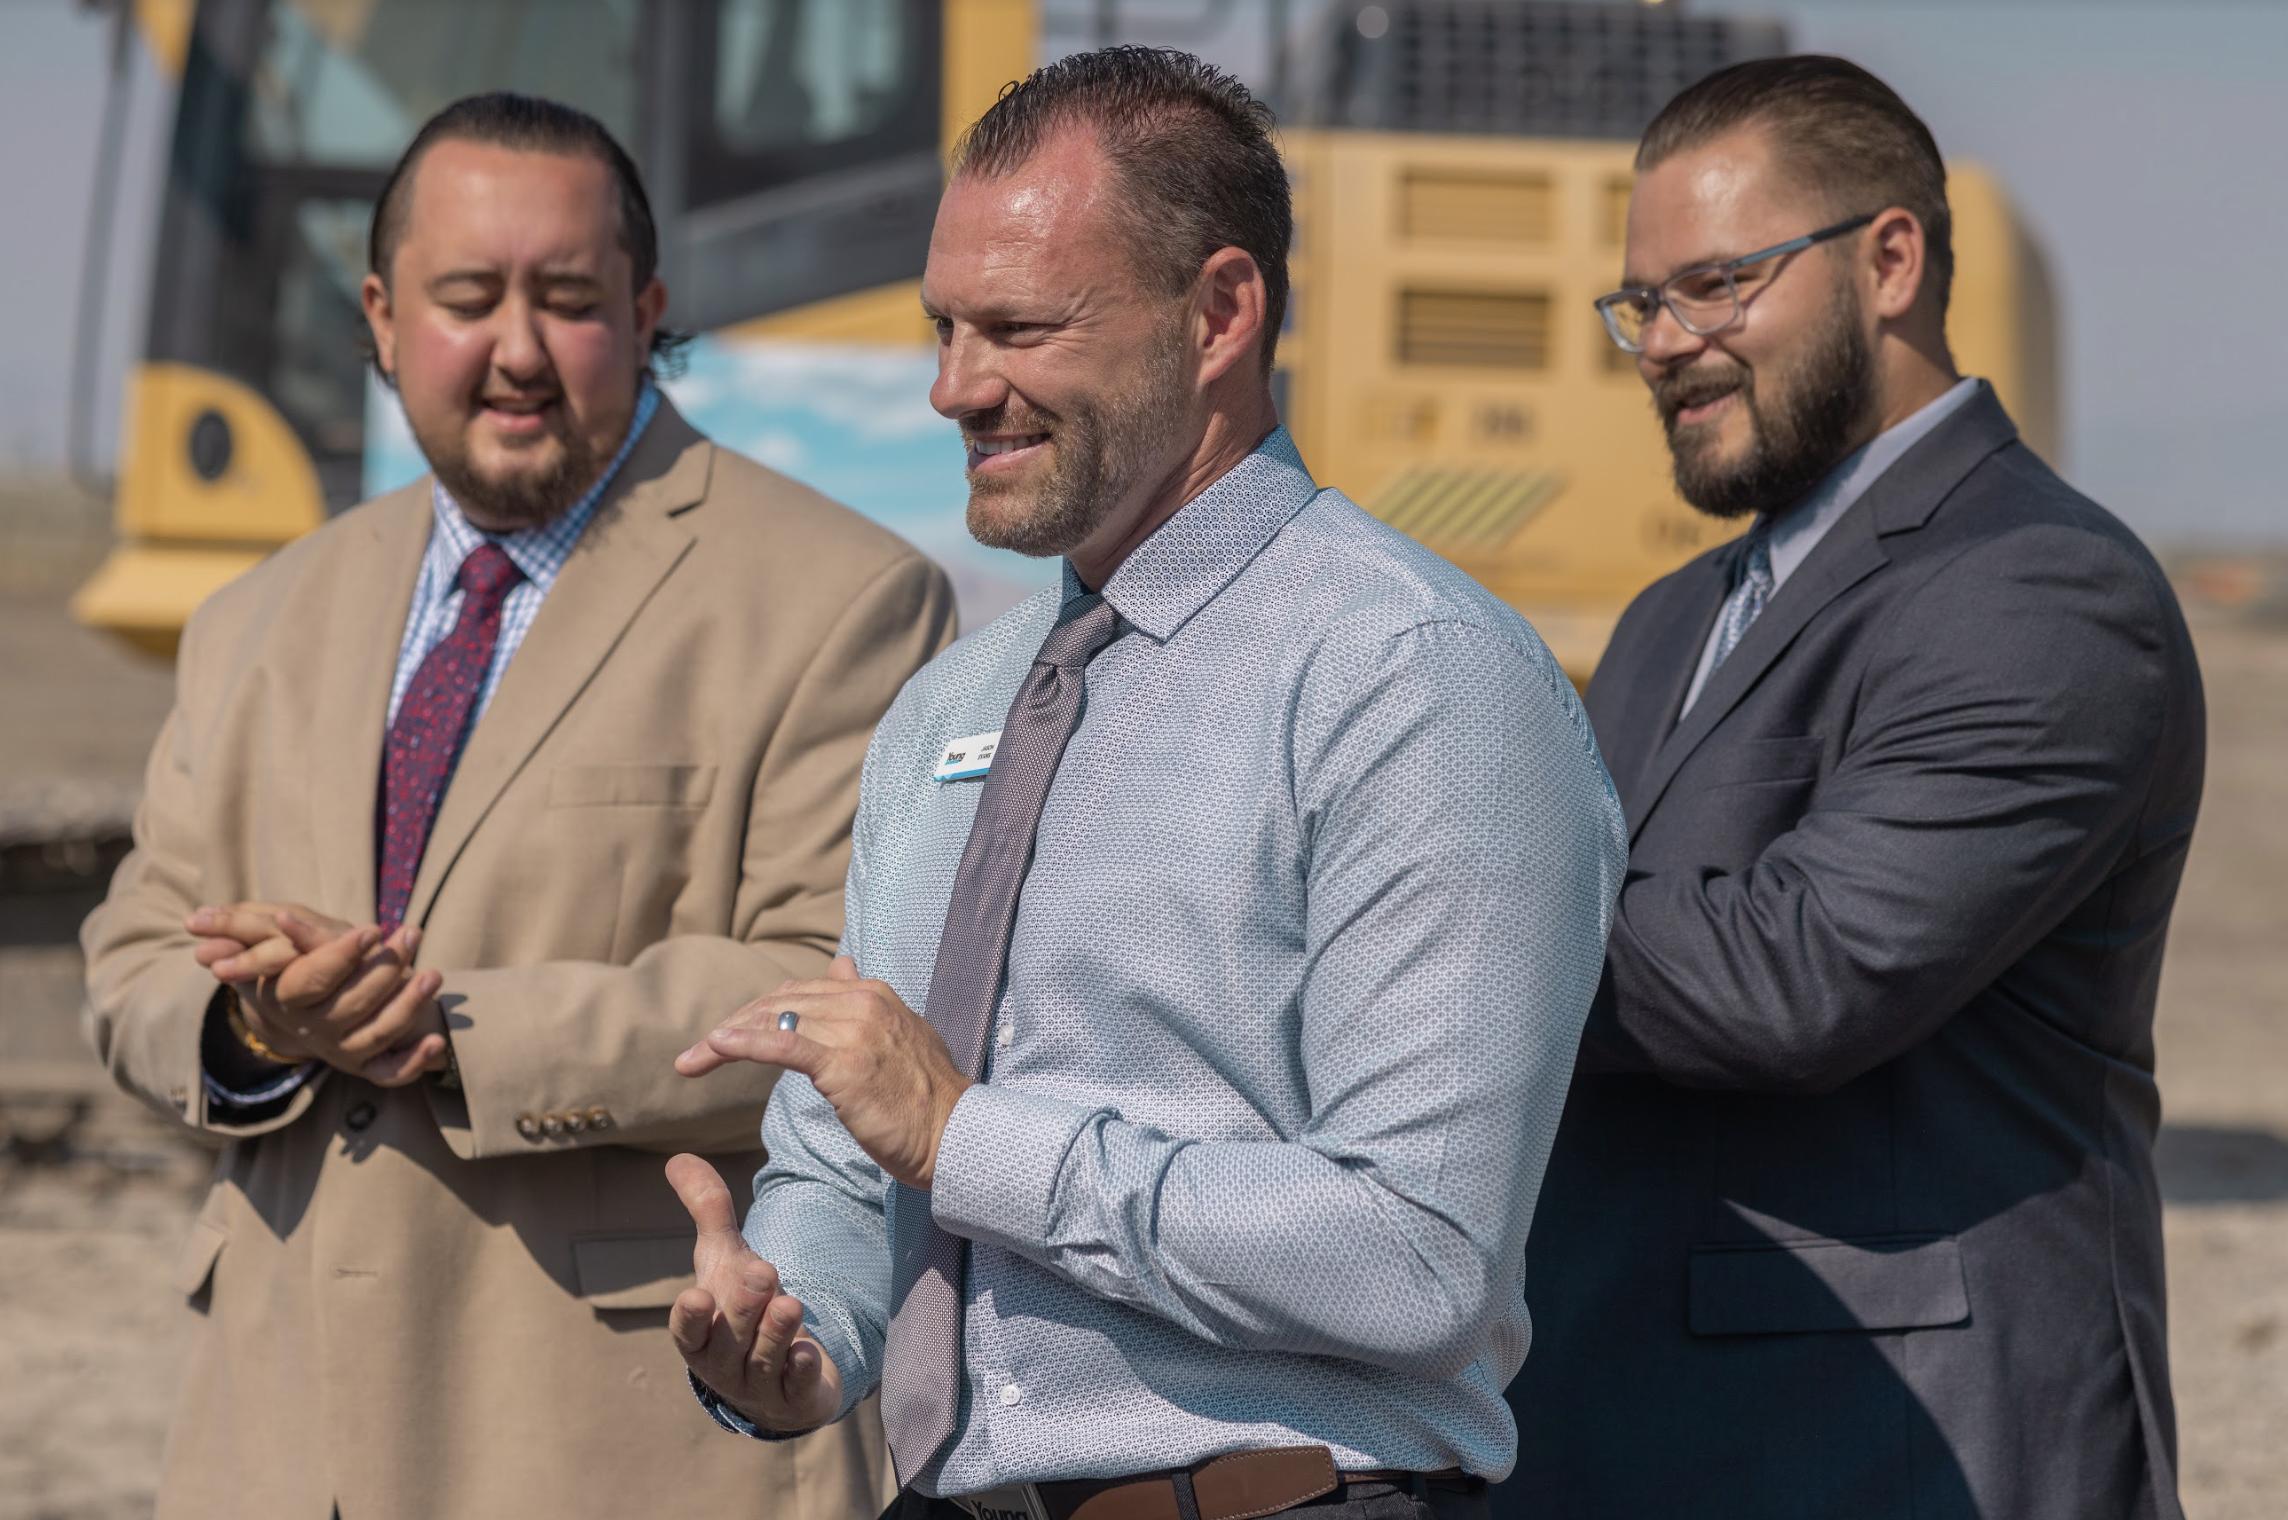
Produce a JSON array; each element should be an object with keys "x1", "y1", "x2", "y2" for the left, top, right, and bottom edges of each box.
[
  {"x1": 187, "y1": 902, "x2": 447, "y2": 1087},
  {"x1": 663, "y1": 956, "x2": 971, "y2": 1430}
]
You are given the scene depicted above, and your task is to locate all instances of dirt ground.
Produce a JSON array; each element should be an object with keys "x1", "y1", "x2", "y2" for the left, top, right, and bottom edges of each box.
[{"x1": 1, "y1": 592, "x2": 2282, "y2": 1519}]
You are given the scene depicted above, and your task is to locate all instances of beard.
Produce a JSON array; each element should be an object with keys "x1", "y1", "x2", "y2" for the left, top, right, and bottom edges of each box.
[
  {"x1": 1653, "y1": 284, "x2": 1876, "y2": 522},
  {"x1": 419, "y1": 402, "x2": 604, "y2": 532},
  {"x1": 963, "y1": 314, "x2": 1193, "y2": 559}
]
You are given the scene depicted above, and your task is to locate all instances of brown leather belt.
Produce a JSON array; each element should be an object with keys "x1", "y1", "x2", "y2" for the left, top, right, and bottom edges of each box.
[{"x1": 949, "y1": 1447, "x2": 1475, "y2": 1520}]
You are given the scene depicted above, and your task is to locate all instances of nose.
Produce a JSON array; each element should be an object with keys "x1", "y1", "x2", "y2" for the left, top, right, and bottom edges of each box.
[
  {"x1": 491, "y1": 292, "x2": 549, "y2": 384},
  {"x1": 1635, "y1": 297, "x2": 1707, "y2": 370},
  {"x1": 929, "y1": 326, "x2": 1010, "y2": 421}
]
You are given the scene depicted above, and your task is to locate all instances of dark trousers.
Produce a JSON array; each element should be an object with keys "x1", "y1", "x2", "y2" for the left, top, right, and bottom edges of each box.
[{"x1": 893, "y1": 1477, "x2": 1489, "y2": 1520}]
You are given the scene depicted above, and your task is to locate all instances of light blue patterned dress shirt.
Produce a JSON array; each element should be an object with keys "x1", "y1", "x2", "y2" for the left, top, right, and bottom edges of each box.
[
  {"x1": 203, "y1": 382, "x2": 660, "y2": 1108},
  {"x1": 703, "y1": 428, "x2": 1627, "y2": 1491}
]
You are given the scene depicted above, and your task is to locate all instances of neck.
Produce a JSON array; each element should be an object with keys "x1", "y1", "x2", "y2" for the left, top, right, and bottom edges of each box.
[
  {"x1": 1067, "y1": 390, "x2": 1280, "y2": 589},
  {"x1": 1864, "y1": 333, "x2": 1960, "y2": 441}
]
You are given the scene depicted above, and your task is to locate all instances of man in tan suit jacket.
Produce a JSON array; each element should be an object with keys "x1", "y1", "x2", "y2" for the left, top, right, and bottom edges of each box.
[{"x1": 80, "y1": 93, "x2": 952, "y2": 1518}]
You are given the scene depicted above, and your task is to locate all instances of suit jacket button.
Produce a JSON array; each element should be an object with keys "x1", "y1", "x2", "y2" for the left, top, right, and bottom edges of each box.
[
  {"x1": 344, "y1": 1101, "x2": 377, "y2": 1132},
  {"x1": 563, "y1": 1110, "x2": 588, "y2": 1133},
  {"x1": 586, "y1": 1107, "x2": 612, "y2": 1130},
  {"x1": 541, "y1": 1112, "x2": 567, "y2": 1138},
  {"x1": 516, "y1": 1113, "x2": 542, "y2": 1140}
]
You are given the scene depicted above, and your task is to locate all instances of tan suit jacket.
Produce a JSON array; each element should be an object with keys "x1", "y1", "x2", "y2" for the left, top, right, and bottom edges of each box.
[{"x1": 81, "y1": 400, "x2": 956, "y2": 1519}]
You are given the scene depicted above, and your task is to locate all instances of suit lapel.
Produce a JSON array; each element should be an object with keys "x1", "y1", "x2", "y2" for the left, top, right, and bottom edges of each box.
[
  {"x1": 1627, "y1": 512, "x2": 1888, "y2": 841},
  {"x1": 1623, "y1": 383, "x2": 2021, "y2": 844},
  {"x1": 308, "y1": 485, "x2": 433, "y2": 921},
  {"x1": 404, "y1": 406, "x2": 712, "y2": 928}
]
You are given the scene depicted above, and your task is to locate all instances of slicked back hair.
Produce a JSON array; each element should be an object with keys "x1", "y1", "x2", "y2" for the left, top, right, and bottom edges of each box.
[
  {"x1": 1639, "y1": 55, "x2": 1954, "y2": 317},
  {"x1": 952, "y1": 46, "x2": 1292, "y2": 372},
  {"x1": 366, "y1": 91, "x2": 689, "y2": 376}
]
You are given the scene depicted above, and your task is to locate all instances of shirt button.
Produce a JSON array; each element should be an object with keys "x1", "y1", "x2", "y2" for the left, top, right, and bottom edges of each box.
[
  {"x1": 344, "y1": 1101, "x2": 377, "y2": 1132},
  {"x1": 996, "y1": 1022, "x2": 1012, "y2": 1049},
  {"x1": 516, "y1": 1113, "x2": 541, "y2": 1140},
  {"x1": 999, "y1": 1383, "x2": 1022, "y2": 1407}
]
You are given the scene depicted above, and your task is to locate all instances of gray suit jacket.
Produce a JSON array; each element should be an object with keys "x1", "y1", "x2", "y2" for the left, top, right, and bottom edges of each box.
[{"x1": 1499, "y1": 385, "x2": 2202, "y2": 1520}]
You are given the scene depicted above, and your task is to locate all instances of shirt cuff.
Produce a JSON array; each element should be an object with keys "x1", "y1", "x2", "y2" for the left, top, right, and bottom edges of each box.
[
  {"x1": 929, "y1": 1083, "x2": 1104, "y2": 1256},
  {"x1": 687, "y1": 1370, "x2": 804, "y2": 1441},
  {"x1": 201, "y1": 1061, "x2": 321, "y2": 1110}
]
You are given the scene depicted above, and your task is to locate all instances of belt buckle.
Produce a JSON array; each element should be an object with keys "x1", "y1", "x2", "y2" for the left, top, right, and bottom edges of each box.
[{"x1": 955, "y1": 1484, "x2": 1051, "y2": 1520}]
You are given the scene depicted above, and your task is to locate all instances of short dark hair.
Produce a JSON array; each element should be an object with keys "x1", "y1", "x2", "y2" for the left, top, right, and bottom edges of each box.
[
  {"x1": 1638, "y1": 55, "x2": 1953, "y2": 316},
  {"x1": 366, "y1": 91, "x2": 690, "y2": 376},
  {"x1": 952, "y1": 46, "x2": 1292, "y2": 371}
]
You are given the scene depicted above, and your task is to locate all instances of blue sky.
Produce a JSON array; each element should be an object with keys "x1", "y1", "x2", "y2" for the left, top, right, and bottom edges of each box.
[{"x1": 8, "y1": 0, "x2": 2280, "y2": 546}]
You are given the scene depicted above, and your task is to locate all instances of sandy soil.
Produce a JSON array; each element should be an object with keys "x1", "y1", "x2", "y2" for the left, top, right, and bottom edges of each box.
[{"x1": 1, "y1": 597, "x2": 2281, "y2": 1519}]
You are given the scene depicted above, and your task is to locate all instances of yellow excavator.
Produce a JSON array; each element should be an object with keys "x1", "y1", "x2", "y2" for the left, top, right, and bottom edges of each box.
[{"x1": 76, "y1": 0, "x2": 2055, "y2": 676}]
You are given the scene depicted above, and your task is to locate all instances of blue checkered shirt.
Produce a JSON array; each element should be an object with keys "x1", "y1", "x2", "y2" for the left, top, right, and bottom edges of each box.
[
  {"x1": 699, "y1": 428, "x2": 1627, "y2": 1490},
  {"x1": 203, "y1": 383, "x2": 660, "y2": 1107}
]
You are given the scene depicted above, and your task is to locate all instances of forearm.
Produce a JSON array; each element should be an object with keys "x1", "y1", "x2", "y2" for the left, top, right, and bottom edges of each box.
[
  {"x1": 740, "y1": 1075, "x2": 892, "y2": 1420},
  {"x1": 425, "y1": 932, "x2": 833, "y2": 1159},
  {"x1": 933, "y1": 1086, "x2": 1507, "y2": 1378}
]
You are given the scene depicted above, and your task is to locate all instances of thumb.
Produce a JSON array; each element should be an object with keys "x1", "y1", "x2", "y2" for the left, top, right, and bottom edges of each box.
[
  {"x1": 826, "y1": 954, "x2": 861, "y2": 981},
  {"x1": 666, "y1": 1153, "x2": 741, "y2": 1243}
]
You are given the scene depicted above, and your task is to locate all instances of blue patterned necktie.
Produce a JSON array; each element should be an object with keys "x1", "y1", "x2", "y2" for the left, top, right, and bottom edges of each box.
[
  {"x1": 1705, "y1": 522, "x2": 1775, "y2": 676},
  {"x1": 879, "y1": 592, "x2": 1123, "y2": 1485}
]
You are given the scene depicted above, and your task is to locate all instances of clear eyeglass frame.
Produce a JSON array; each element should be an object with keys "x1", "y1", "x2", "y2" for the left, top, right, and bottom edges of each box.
[{"x1": 1594, "y1": 212, "x2": 1877, "y2": 353}]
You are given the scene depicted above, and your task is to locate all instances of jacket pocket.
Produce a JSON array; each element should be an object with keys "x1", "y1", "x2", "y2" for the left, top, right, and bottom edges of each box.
[
  {"x1": 548, "y1": 763, "x2": 716, "y2": 809},
  {"x1": 571, "y1": 1230, "x2": 697, "y2": 1310},
  {"x1": 1688, "y1": 1233, "x2": 1968, "y2": 1335},
  {"x1": 177, "y1": 1216, "x2": 228, "y2": 1304}
]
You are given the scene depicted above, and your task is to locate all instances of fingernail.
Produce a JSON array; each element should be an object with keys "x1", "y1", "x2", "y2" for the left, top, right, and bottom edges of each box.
[{"x1": 186, "y1": 908, "x2": 215, "y2": 930}]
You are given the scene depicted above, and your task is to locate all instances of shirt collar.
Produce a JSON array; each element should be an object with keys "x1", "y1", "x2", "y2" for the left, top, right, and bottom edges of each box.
[
  {"x1": 1765, "y1": 375, "x2": 1981, "y2": 591},
  {"x1": 1063, "y1": 425, "x2": 1317, "y2": 642},
  {"x1": 429, "y1": 378, "x2": 661, "y2": 590}
]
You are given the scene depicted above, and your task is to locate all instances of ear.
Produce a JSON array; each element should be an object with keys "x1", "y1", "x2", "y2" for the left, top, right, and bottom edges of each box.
[
  {"x1": 361, "y1": 272, "x2": 397, "y2": 382},
  {"x1": 1863, "y1": 207, "x2": 1928, "y2": 324},
  {"x1": 1192, "y1": 245, "x2": 1269, "y2": 389},
  {"x1": 634, "y1": 274, "x2": 667, "y2": 353}
]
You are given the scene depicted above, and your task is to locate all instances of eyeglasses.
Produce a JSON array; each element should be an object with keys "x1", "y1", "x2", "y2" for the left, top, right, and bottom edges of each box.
[{"x1": 1594, "y1": 213, "x2": 1876, "y2": 353}]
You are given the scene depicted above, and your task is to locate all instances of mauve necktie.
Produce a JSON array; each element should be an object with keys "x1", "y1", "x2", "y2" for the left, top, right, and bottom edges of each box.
[
  {"x1": 879, "y1": 591, "x2": 1122, "y2": 1483},
  {"x1": 375, "y1": 541, "x2": 524, "y2": 931}
]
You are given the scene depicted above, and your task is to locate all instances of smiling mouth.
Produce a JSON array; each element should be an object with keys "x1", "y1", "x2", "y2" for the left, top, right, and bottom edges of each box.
[
  {"x1": 966, "y1": 433, "x2": 1050, "y2": 472},
  {"x1": 1665, "y1": 383, "x2": 1745, "y2": 428}
]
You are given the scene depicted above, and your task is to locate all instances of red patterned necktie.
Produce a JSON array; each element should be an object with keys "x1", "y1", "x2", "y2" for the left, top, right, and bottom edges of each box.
[{"x1": 376, "y1": 541, "x2": 524, "y2": 930}]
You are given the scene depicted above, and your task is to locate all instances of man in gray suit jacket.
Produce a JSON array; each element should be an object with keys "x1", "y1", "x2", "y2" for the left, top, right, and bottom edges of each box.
[{"x1": 1498, "y1": 57, "x2": 2203, "y2": 1520}]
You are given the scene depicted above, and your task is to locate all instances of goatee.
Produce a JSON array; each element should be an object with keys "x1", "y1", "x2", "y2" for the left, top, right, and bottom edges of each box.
[
  {"x1": 1654, "y1": 290, "x2": 1875, "y2": 522},
  {"x1": 429, "y1": 424, "x2": 602, "y2": 531}
]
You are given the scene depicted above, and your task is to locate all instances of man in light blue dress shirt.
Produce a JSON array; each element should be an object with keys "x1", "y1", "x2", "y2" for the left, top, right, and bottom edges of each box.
[{"x1": 666, "y1": 49, "x2": 1626, "y2": 1520}]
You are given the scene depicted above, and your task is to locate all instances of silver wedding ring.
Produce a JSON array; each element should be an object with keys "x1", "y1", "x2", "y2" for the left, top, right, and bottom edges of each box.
[{"x1": 777, "y1": 1010, "x2": 800, "y2": 1033}]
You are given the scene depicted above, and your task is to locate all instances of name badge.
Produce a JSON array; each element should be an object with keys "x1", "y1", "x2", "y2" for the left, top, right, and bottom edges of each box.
[{"x1": 933, "y1": 729, "x2": 1002, "y2": 783}]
